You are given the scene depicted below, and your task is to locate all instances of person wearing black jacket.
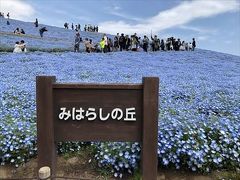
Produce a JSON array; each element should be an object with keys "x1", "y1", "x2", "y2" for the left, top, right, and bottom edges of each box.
[
  {"x1": 174, "y1": 38, "x2": 181, "y2": 51},
  {"x1": 160, "y1": 39, "x2": 165, "y2": 51},
  {"x1": 39, "y1": 27, "x2": 47, "y2": 37},
  {"x1": 119, "y1": 33, "x2": 125, "y2": 51},
  {"x1": 113, "y1": 36, "x2": 119, "y2": 51},
  {"x1": 192, "y1": 38, "x2": 196, "y2": 51},
  {"x1": 20, "y1": 29, "x2": 25, "y2": 34},
  {"x1": 34, "y1": 18, "x2": 38, "y2": 27}
]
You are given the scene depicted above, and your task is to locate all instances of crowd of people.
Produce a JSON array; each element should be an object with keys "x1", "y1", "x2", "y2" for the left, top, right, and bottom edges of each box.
[
  {"x1": 63, "y1": 23, "x2": 98, "y2": 32},
  {"x1": 11, "y1": 19, "x2": 47, "y2": 38},
  {"x1": 13, "y1": 28, "x2": 25, "y2": 35},
  {"x1": 0, "y1": 12, "x2": 10, "y2": 18},
  {"x1": 33, "y1": 18, "x2": 48, "y2": 37},
  {"x1": 75, "y1": 32, "x2": 196, "y2": 53},
  {"x1": 1, "y1": 12, "x2": 10, "y2": 25},
  {"x1": 2, "y1": 12, "x2": 197, "y2": 53},
  {"x1": 64, "y1": 22, "x2": 81, "y2": 31},
  {"x1": 84, "y1": 24, "x2": 98, "y2": 32}
]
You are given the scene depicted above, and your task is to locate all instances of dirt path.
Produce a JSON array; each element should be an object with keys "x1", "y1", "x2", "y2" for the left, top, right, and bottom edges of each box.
[
  {"x1": 0, "y1": 157, "x2": 214, "y2": 180},
  {"x1": 0, "y1": 156, "x2": 239, "y2": 180}
]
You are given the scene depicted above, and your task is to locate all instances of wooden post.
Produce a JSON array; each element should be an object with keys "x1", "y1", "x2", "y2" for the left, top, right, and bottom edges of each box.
[
  {"x1": 36, "y1": 76, "x2": 56, "y2": 177},
  {"x1": 142, "y1": 77, "x2": 159, "y2": 180}
]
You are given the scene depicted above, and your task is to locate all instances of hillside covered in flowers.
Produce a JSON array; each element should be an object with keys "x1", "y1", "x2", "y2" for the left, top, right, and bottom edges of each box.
[{"x1": 0, "y1": 19, "x2": 240, "y2": 178}]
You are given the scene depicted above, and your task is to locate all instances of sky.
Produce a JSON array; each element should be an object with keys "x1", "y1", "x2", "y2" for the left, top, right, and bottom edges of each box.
[{"x1": 0, "y1": 0, "x2": 240, "y2": 56}]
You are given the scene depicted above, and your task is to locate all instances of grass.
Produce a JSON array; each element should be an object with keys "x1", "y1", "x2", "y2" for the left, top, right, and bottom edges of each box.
[
  {"x1": 0, "y1": 45, "x2": 73, "y2": 53},
  {"x1": 212, "y1": 170, "x2": 240, "y2": 180}
]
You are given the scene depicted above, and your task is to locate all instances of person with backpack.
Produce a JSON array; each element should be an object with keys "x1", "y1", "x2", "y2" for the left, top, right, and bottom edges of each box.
[{"x1": 119, "y1": 33, "x2": 125, "y2": 51}]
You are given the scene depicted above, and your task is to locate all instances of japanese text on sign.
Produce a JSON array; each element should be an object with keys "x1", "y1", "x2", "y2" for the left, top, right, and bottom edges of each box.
[{"x1": 58, "y1": 107, "x2": 136, "y2": 121}]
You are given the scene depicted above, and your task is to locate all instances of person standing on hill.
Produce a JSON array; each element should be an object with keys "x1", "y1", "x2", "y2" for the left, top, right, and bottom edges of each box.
[
  {"x1": 39, "y1": 27, "x2": 47, "y2": 37},
  {"x1": 71, "y1": 23, "x2": 74, "y2": 30},
  {"x1": 78, "y1": 24, "x2": 81, "y2": 31},
  {"x1": 142, "y1": 35, "x2": 149, "y2": 52},
  {"x1": 74, "y1": 32, "x2": 81, "y2": 52},
  {"x1": 119, "y1": 33, "x2": 125, "y2": 51},
  {"x1": 131, "y1": 34, "x2": 138, "y2": 51},
  {"x1": 151, "y1": 35, "x2": 158, "y2": 51},
  {"x1": 99, "y1": 38, "x2": 105, "y2": 52},
  {"x1": 103, "y1": 34, "x2": 108, "y2": 53},
  {"x1": 113, "y1": 36, "x2": 119, "y2": 51},
  {"x1": 125, "y1": 35, "x2": 131, "y2": 51},
  {"x1": 64, "y1": 22, "x2": 68, "y2": 29},
  {"x1": 192, "y1": 38, "x2": 196, "y2": 51},
  {"x1": 7, "y1": 12, "x2": 9, "y2": 19},
  {"x1": 160, "y1": 39, "x2": 165, "y2": 51},
  {"x1": 34, "y1": 18, "x2": 38, "y2": 27}
]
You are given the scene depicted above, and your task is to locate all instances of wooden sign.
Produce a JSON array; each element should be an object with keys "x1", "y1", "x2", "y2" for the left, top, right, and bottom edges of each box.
[{"x1": 36, "y1": 76, "x2": 159, "y2": 179}]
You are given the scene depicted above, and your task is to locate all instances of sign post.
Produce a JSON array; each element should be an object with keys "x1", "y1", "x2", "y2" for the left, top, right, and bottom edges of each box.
[{"x1": 36, "y1": 76, "x2": 159, "y2": 179}]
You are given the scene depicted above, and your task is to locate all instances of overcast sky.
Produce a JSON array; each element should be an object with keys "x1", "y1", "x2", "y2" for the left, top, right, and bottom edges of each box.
[{"x1": 0, "y1": 0, "x2": 240, "y2": 56}]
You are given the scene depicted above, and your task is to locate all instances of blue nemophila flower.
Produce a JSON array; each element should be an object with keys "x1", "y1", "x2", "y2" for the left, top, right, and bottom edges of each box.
[{"x1": 0, "y1": 40, "x2": 239, "y2": 178}]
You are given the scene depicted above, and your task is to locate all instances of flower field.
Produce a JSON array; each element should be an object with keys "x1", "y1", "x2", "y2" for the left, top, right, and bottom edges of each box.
[
  {"x1": 0, "y1": 18, "x2": 105, "y2": 51},
  {"x1": 0, "y1": 19, "x2": 240, "y2": 178},
  {"x1": 0, "y1": 49, "x2": 239, "y2": 178}
]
